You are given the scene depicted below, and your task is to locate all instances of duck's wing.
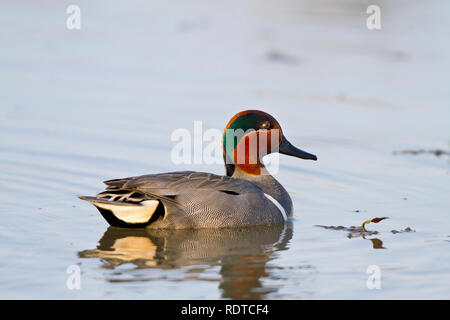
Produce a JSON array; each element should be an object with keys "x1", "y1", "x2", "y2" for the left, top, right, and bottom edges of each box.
[
  {"x1": 80, "y1": 171, "x2": 283, "y2": 228},
  {"x1": 114, "y1": 171, "x2": 256, "y2": 193}
]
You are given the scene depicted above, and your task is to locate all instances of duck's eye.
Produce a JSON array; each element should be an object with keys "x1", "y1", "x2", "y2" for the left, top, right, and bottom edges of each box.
[{"x1": 260, "y1": 121, "x2": 271, "y2": 130}]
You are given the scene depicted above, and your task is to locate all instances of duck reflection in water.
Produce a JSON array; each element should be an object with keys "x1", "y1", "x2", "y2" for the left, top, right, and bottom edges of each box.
[{"x1": 79, "y1": 222, "x2": 295, "y2": 299}]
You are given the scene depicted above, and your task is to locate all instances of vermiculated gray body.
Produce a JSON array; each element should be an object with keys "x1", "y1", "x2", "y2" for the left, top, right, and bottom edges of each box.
[{"x1": 86, "y1": 171, "x2": 292, "y2": 229}]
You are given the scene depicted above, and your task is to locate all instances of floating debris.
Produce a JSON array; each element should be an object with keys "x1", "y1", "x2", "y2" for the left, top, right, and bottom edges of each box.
[
  {"x1": 317, "y1": 225, "x2": 349, "y2": 231},
  {"x1": 393, "y1": 149, "x2": 450, "y2": 157},
  {"x1": 316, "y1": 217, "x2": 391, "y2": 249},
  {"x1": 316, "y1": 224, "x2": 385, "y2": 249},
  {"x1": 316, "y1": 224, "x2": 378, "y2": 236},
  {"x1": 316, "y1": 217, "x2": 388, "y2": 234},
  {"x1": 391, "y1": 227, "x2": 415, "y2": 234},
  {"x1": 266, "y1": 50, "x2": 300, "y2": 65}
]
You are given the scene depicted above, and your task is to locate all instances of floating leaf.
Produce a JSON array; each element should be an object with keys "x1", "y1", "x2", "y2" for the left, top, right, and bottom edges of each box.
[
  {"x1": 361, "y1": 217, "x2": 389, "y2": 232},
  {"x1": 370, "y1": 238, "x2": 386, "y2": 249},
  {"x1": 371, "y1": 217, "x2": 389, "y2": 224}
]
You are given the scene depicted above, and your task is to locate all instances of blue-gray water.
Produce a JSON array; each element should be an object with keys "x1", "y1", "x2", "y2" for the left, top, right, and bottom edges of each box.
[{"x1": 1, "y1": 0, "x2": 450, "y2": 299}]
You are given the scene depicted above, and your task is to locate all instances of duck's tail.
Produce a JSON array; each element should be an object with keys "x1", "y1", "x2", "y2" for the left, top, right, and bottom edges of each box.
[{"x1": 79, "y1": 196, "x2": 161, "y2": 228}]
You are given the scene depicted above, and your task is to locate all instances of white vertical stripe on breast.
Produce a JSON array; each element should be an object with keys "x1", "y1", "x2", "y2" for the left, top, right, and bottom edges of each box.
[{"x1": 263, "y1": 193, "x2": 287, "y2": 221}]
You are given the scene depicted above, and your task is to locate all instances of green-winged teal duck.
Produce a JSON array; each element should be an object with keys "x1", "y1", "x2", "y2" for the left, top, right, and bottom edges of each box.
[{"x1": 80, "y1": 110, "x2": 317, "y2": 229}]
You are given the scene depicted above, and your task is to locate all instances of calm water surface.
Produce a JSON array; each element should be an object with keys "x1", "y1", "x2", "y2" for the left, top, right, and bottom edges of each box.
[{"x1": 1, "y1": 0, "x2": 449, "y2": 299}]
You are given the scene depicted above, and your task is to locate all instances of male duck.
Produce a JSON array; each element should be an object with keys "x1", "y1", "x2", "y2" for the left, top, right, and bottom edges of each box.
[{"x1": 80, "y1": 110, "x2": 317, "y2": 229}]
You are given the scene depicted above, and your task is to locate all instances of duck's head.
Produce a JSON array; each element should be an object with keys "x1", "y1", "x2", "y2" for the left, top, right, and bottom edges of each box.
[{"x1": 223, "y1": 110, "x2": 317, "y2": 176}]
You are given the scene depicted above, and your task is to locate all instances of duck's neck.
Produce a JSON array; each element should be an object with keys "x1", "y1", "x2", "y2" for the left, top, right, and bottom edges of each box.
[
  {"x1": 227, "y1": 163, "x2": 293, "y2": 217},
  {"x1": 224, "y1": 162, "x2": 268, "y2": 177}
]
